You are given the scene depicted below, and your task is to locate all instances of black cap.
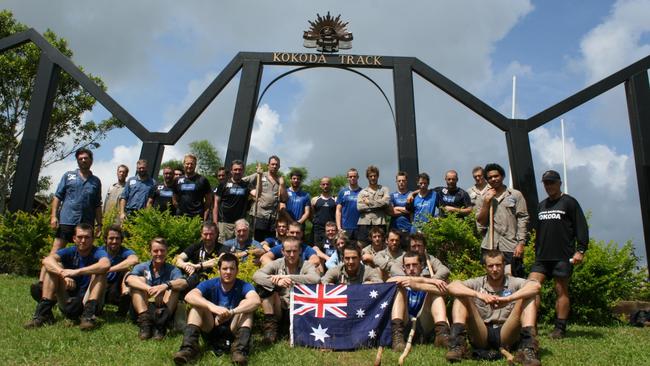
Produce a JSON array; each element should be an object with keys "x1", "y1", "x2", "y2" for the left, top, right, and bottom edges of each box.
[{"x1": 541, "y1": 170, "x2": 561, "y2": 182}]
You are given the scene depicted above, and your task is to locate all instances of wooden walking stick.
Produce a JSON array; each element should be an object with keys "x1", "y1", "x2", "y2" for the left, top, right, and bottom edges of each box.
[
  {"x1": 373, "y1": 346, "x2": 383, "y2": 366},
  {"x1": 499, "y1": 347, "x2": 515, "y2": 365},
  {"x1": 398, "y1": 317, "x2": 418, "y2": 365},
  {"x1": 252, "y1": 162, "x2": 262, "y2": 232},
  {"x1": 488, "y1": 198, "x2": 495, "y2": 250}
]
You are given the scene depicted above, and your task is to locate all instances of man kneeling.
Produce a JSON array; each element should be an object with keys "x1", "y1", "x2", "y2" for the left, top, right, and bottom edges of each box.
[
  {"x1": 388, "y1": 251, "x2": 450, "y2": 352},
  {"x1": 174, "y1": 253, "x2": 261, "y2": 365},
  {"x1": 445, "y1": 250, "x2": 541, "y2": 365}
]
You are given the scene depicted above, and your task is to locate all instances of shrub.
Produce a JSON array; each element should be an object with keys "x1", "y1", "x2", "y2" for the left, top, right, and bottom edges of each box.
[
  {"x1": 0, "y1": 210, "x2": 53, "y2": 275},
  {"x1": 121, "y1": 208, "x2": 202, "y2": 261}
]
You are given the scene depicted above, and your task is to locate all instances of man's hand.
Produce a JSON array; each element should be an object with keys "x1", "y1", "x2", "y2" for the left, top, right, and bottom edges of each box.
[
  {"x1": 60, "y1": 268, "x2": 78, "y2": 278},
  {"x1": 429, "y1": 278, "x2": 448, "y2": 293},
  {"x1": 94, "y1": 224, "x2": 102, "y2": 238},
  {"x1": 50, "y1": 216, "x2": 58, "y2": 230},
  {"x1": 63, "y1": 277, "x2": 76, "y2": 291},
  {"x1": 182, "y1": 263, "x2": 197, "y2": 275},
  {"x1": 483, "y1": 188, "x2": 496, "y2": 202},
  {"x1": 212, "y1": 306, "x2": 233, "y2": 325},
  {"x1": 572, "y1": 251, "x2": 585, "y2": 265},
  {"x1": 147, "y1": 284, "x2": 168, "y2": 299},
  {"x1": 271, "y1": 275, "x2": 294, "y2": 288},
  {"x1": 513, "y1": 242, "x2": 525, "y2": 258},
  {"x1": 476, "y1": 291, "x2": 499, "y2": 305}
]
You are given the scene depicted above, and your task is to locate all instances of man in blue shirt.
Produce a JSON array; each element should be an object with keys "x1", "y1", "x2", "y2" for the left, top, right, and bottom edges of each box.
[
  {"x1": 407, "y1": 173, "x2": 438, "y2": 232},
  {"x1": 223, "y1": 219, "x2": 263, "y2": 263},
  {"x1": 260, "y1": 221, "x2": 320, "y2": 269},
  {"x1": 336, "y1": 168, "x2": 362, "y2": 240},
  {"x1": 25, "y1": 223, "x2": 110, "y2": 331},
  {"x1": 127, "y1": 237, "x2": 188, "y2": 340},
  {"x1": 281, "y1": 169, "x2": 311, "y2": 227},
  {"x1": 120, "y1": 159, "x2": 156, "y2": 221},
  {"x1": 99, "y1": 225, "x2": 139, "y2": 316},
  {"x1": 173, "y1": 253, "x2": 261, "y2": 365}
]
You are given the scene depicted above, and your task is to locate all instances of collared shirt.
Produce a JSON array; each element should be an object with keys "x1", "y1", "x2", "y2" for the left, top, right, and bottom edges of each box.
[
  {"x1": 244, "y1": 172, "x2": 281, "y2": 219},
  {"x1": 57, "y1": 246, "x2": 108, "y2": 291},
  {"x1": 479, "y1": 188, "x2": 529, "y2": 253},
  {"x1": 173, "y1": 174, "x2": 211, "y2": 217},
  {"x1": 223, "y1": 238, "x2": 263, "y2": 261},
  {"x1": 121, "y1": 175, "x2": 156, "y2": 213},
  {"x1": 103, "y1": 182, "x2": 125, "y2": 214},
  {"x1": 130, "y1": 260, "x2": 183, "y2": 286},
  {"x1": 389, "y1": 254, "x2": 450, "y2": 280},
  {"x1": 98, "y1": 245, "x2": 136, "y2": 283},
  {"x1": 357, "y1": 185, "x2": 390, "y2": 225},
  {"x1": 321, "y1": 263, "x2": 382, "y2": 284},
  {"x1": 337, "y1": 186, "x2": 362, "y2": 230},
  {"x1": 55, "y1": 169, "x2": 102, "y2": 226},
  {"x1": 468, "y1": 184, "x2": 490, "y2": 209},
  {"x1": 462, "y1": 274, "x2": 531, "y2": 324},
  {"x1": 374, "y1": 248, "x2": 404, "y2": 273}
]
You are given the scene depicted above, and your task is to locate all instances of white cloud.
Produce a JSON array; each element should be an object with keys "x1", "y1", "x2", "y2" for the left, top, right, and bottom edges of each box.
[{"x1": 250, "y1": 104, "x2": 283, "y2": 155}]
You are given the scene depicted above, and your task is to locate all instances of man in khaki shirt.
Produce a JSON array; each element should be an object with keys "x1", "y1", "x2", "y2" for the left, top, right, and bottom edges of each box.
[
  {"x1": 253, "y1": 238, "x2": 320, "y2": 343},
  {"x1": 445, "y1": 250, "x2": 540, "y2": 365},
  {"x1": 244, "y1": 155, "x2": 287, "y2": 241},
  {"x1": 321, "y1": 243, "x2": 382, "y2": 284},
  {"x1": 356, "y1": 165, "x2": 390, "y2": 245},
  {"x1": 389, "y1": 232, "x2": 450, "y2": 280},
  {"x1": 374, "y1": 229, "x2": 404, "y2": 279}
]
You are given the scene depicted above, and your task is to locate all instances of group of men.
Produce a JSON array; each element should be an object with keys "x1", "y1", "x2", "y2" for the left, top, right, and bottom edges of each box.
[{"x1": 26, "y1": 148, "x2": 589, "y2": 366}]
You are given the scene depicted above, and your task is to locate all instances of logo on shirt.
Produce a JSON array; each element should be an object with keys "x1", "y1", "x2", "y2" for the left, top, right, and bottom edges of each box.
[
  {"x1": 180, "y1": 183, "x2": 197, "y2": 191},
  {"x1": 67, "y1": 174, "x2": 77, "y2": 181}
]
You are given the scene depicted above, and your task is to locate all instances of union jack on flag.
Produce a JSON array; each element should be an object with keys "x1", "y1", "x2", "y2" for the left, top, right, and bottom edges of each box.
[
  {"x1": 292, "y1": 283, "x2": 348, "y2": 318},
  {"x1": 290, "y1": 283, "x2": 397, "y2": 350}
]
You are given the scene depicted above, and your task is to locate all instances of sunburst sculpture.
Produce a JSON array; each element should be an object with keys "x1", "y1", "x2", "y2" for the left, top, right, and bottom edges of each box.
[{"x1": 303, "y1": 12, "x2": 353, "y2": 53}]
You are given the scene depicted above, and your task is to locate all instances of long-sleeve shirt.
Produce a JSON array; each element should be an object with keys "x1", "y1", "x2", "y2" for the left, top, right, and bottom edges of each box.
[
  {"x1": 479, "y1": 188, "x2": 529, "y2": 253},
  {"x1": 389, "y1": 254, "x2": 451, "y2": 280},
  {"x1": 321, "y1": 263, "x2": 382, "y2": 284},
  {"x1": 356, "y1": 185, "x2": 390, "y2": 225},
  {"x1": 253, "y1": 258, "x2": 320, "y2": 305}
]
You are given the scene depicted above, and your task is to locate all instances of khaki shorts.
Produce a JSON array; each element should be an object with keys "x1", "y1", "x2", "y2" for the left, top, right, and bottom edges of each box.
[{"x1": 218, "y1": 222, "x2": 236, "y2": 243}]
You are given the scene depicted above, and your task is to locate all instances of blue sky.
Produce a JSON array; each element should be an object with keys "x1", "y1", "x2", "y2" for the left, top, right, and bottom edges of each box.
[{"x1": 4, "y1": 0, "x2": 649, "y2": 260}]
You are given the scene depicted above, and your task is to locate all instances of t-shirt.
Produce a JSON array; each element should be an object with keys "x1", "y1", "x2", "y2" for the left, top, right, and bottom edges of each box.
[
  {"x1": 316, "y1": 238, "x2": 337, "y2": 257},
  {"x1": 173, "y1": 174, "x2": 211, "y2": 217},
  {"x1": 223, "y1": 238, "x2": 263, "y2": 261},
  {"x1": 410, "y1": 190, "x2": 438, "y2": 229},
  {"x1": 183, "y1": 242, "x2": 230, "y2": 274},
  {"x1": 263, "y1": 237, "x2": 282, "y2": 249},
  {"x1": 311, "y1": 196, "x2": 336, "y2": 227},
  {"x1": 462, "y1": 275, "x2": 530, "y2": 324},
  {"x1": 57, "y1": 246, "x2": 108, "y2": 291},
  {"x1": 130, "y1": 261, "x2": 184, "y2": 286},
  {"x1": 434, "y1": 186, "x2": 471, "y2": 215},
  {"x1": 285, "y1": 188, "x2": 311, "y2": 222},
  {"x1": 151, "y1": 184, "x2": 174, "y2": 212},
  {"x1": 337, "y1": 186, "x2": 362, "y2": 230},
  {"x1": 98, "y1": 245, "x2": 136, "y2": 283},
  {"x1": 196, "y1": 277, "x2": 255, "y2": 310},
  {"x1": 121, "y1": 176, "x2": 156, "y2": 213},
  {"x1": 407, "y1": 288, "x2": 427, "y2": 317},
  {"x1": 390, "y1": 191, "x2": 412, "y2": 231},
  {"x1": 535, "y1": 194, "x2": 589, "y2": 261},
  {"x1": 270, "y1": 243, "x2": 316, "y2": 261},
  {"x1": 215, "y1": 180, "x2": 250, "y2": 223},
  {"x1": 55, "y1": 170, "x2": 102, "y2": 226}
]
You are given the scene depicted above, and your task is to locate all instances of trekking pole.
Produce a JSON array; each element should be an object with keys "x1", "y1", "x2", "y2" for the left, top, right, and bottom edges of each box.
[
  {"x1": 499, "y1": 347, "x2": 515, "y2": 365},
  {"x1": 374, "y1": 346, "x2": 383, "y2": 366},
  {"x1": 489, "y1": 199, "x2": 495, "y2": 250},
  {"x1": 398, "y1": 317, "x2": 418, "y2": 365},
  {"x1": 252, "y1": 163, "x2": 262, "y2": 233}
]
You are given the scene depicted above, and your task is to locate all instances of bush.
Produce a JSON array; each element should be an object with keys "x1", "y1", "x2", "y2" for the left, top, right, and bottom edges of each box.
[
  {"x1": 121, "y1": 208, "x2": 202, "y2": 261},
  {"x1": 0, "y1": 210, "x2": 53, "y2": 275}
]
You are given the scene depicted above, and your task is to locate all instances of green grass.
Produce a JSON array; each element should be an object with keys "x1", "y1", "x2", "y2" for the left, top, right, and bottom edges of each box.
[{"x1": 2, "y1": 273, "x2": 649, "y2": 365}]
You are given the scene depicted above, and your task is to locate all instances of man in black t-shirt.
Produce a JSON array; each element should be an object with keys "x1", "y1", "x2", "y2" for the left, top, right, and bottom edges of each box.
[
  {"x1": 213, "y1": 160, "x2": 250, "y2": 243},
  {"x1": 529, "y1": 170, "x2": 588, "y2": 339},
  {"x1": 149, "y1": 166, "x2": 175, "y2": 213},
  {"x1": 434, "y1": 170, "x2": 472, "y2": 217},
  {"x1": 310, "y1": 176, "x2": 337, "y2": 245},
  {"x1": 176, "y1": 221, "x2": 229, "y2": 289},
  {"x1": 173, "y1": 154, "x2": 212, "y2": 220}
]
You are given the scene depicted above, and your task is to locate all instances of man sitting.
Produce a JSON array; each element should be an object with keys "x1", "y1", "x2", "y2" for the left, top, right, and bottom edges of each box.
[
  {"x1": 260, "y1": 221, "x2": 320, "y2": 269},
  {"x1": 173, "y1": 253, "x2": 261, "y2": 365},
  {"x1": 99, "y1": 225, "x2": 139, "y2": 316},
  {"x1": 388, "y1": 251, "x2": 450, "y2": 352},
  {"x1": 223, "y1": 219, "x2": 263, "y2": 262},
  {"x1": 361, "y1": 226, "x2": 387, "y2": 268},
  {"x1": 321, "y1": 243, "x2": 382, "y2": 284},
  {"x1": 126, "y1": 237, "x2": 188, "y2": 340},
  {"x1": 176, "y1": 221, "x2": 228, "y2": 289},
  {"x1": 374, "y1": 229, "x2": 405, "y2": 279},
  {"x1": 25, "y1": 223, "x2": 110, "y2": 331},
  {"x1": 445, "y1": 250, "x2": 541, "y2": 365},
  {"x1": 253, "y1": 238, "x2": 321, "y2": 343}
]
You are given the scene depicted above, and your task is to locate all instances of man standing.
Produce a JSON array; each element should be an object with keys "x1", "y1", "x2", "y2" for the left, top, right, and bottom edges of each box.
[
  {"x1": 281, "y1": 169, "x2": 311, "y2": 227},
  {"x1": 336, "y1": 168, "x2": 362, "y2": 240},
  {"x1": 476, "y1": 163, "x2": 529, "y2": 276},
  {"x1": 149, "y1": 166, "x2": 175, "y2": 213},
  {"x1": 216, "y1": 166, "x2": 229, "y2": 186},
  {"x1": 127, "y1": 237, "x2": 188, "y2": 340},
  {"x1": 176, "y1": 221, "x2": 229, "y2": 289},
  {"x1": 467, "y1": 166, "x2": 489, "y2": 209},
  {"x1": 445, "y1": 250, "x2": 541, "y2": 365},
  {"x1": 173, "y1": 154, "x2": 212, "y2": 220},
  {"x1": 406, "y1": 173, "x2": 438, "y2": 232},
  {"x1": 435, "y1": 170, "x2": 472, "y2": 217},
  {"x1": 390, "y1": 171, "x2": 412, "y2": 244},
  {"x1": 311, "y1": 177, "x2": 337, "y2": 245},
  {"x1": 173, "y1": 253, "x2": 260, "y2": 365},
  {"x1": 530, "y1": 170, "x2": 589, "y2": 339},
  {"x1": 213, "y1": 160, "x2": 250, "y2": 243},
  {"x1": 245, "y1": 155, "x2": 287, "y2": 241},
  {"x1": 253, "y1": 238, "x2": 321, "y2": 343},
  {"x1": 357, "y1": 165, "x2": 390, "y2": 245},
  {"x1": 25, "y1": 223, "x2": 110, "y2": 331},
  {"x1": 120, "y1": 159, "x2": 155, "y2": 221},
  {"x1": 321, "y1": 243, "x2": 382, "y2": 285},
  {"x1": 99, "y1": 225, "x2": 139, "y2": 316},
  {"x1": 103, "y1": 164, "x2": 128, "y2": 216}
]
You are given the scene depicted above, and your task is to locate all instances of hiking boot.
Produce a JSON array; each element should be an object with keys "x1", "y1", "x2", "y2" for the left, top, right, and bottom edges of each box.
[
  {"x1": 433, "y1": 321, "x2": 451, "y2": 348},
  {"x1": 30, "y1": 281, "x2": 43, "y2": 302},
  {"x1": 231, "y1": 326, "x2": 252, "y2": 365},
  {"x1": 549, "y1": 327, "x2": 565, "y2": 339},
  {"x1": 445, "y1": 323, "x2": 469, "y2": 363},
  {"x1": 173, "y1": 325, "x2": 201, "y2": 365},
  {"x1": 153, "y1": 325, "x2": 167, "y2": 340},
  {"x1": 391, "y1": 319, "x2": 406, "y2": 352},
  {"x1": 137, "y1": 311, "x2": 154, "y2": 340},
  {"x1": 116, "y1": 293, "x2": 131, "y2": 317},
  {"x1": 515, "y1": 346, "x2": 541, "y2": 366},
  {"x1": 24, "y1": 299, "x2": 55, "y2": 329},
  {"x1": 79, "y1": 300, "x2": 99, "y2": 331},
  {"x1": 262, "y1": 316, "x2": 278, "y2": 344}
]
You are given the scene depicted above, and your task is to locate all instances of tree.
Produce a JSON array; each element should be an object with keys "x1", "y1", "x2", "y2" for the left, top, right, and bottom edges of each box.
[
  {"x1": 189, "y1": 140, "x2": 222, "y2": 177},
  {"x1": 0, "y1": 10, "x2": 123, "y2": 213}
]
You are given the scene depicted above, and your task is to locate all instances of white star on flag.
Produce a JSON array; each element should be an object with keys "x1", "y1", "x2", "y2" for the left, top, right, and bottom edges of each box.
[
  {"x1": 375, "y1": 313, "x2": 380, "y2": 318},
  {"x1": 380, "y1": 301, "x2": 388, "y2": 309},
  {"x1": 356, "y1": 308, "x2": 365, "y2": 318},
  {"x1": 368, "y1": 329, "x2": 377, "y2": 339},
  {"x1": 310, "y1": 324, "x2": 330, "y2": 343},
  {"x1": 369, "y1": 290, "x2": 378, "y2": 299}
]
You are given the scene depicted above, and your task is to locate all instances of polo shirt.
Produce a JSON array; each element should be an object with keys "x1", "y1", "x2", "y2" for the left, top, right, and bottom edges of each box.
[{"x1": 55, "y1": 169, "x2": 102, "y2": 225}]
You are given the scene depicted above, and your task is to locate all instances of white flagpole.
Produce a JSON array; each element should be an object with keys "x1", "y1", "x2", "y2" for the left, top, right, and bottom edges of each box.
[
  {"x1": 509, "y1": 76, "x2": 516, "y2": 188},
  {"x1": 561, "y1": 118, "x2": 568, "y2": 194}
]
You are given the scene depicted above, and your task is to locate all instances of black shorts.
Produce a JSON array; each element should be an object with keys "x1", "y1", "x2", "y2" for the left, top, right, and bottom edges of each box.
[
  {"x1": 471, "y1": 323, "x2": 502, "y2": 350},
  {"x1": 55, "y1": 224, "x2": 76, "y2": 243},
  {"x1": 530, "y1": 260, "x2": 572, "y2": 278}
]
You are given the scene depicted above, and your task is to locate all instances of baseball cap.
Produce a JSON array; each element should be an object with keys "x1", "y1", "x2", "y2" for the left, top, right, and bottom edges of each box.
[{"x1": 541, "y1": 170, "x2": 561, "y2": 182}]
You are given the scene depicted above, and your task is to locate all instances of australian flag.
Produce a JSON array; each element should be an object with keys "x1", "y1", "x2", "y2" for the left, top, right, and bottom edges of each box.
[{"x1": 290, "y1": 283, "x2": 397, "y2": 350}]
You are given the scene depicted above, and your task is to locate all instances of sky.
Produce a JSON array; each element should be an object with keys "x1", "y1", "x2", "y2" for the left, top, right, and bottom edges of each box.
[{"x1": 3, "y1": 0, "x2": 649, "y2": 261}]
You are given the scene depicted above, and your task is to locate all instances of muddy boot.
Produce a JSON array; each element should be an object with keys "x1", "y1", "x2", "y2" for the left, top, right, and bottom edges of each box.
[
  {"x1": 117, "y1": 293, "x2": 131, "y2": 317},
  {"x1": 262, "y1": 315, "x2": 278, "y2": 344},
  {"x1": 391, "y1": 319, "x2": 406, "y2": 352},
  {"x1": 445, "y1": 323, "x2": 469, "y2": 363},
  {"x1": 173, "y1": 325, "x2": 201, "y2": 365},
  {"x1": 137, "y1": 311, "x2": 154, "y2": 340},
  {"x1": 24, "y1": 299, "x2": 55, "y2": 329},
  {"x1": 433, "y1": 321, "x2": 451, "y2": 348},
  {"x1": 231, "y1": 326, "x2": 252, "y2": 365},
  {"x1": 549, "y1": 318, "x2": 567, "y2": 339},
  {"x1": 79, "y1": 300, "x2": 99, "y2": 331},
  {"x1": 153, "y1": 306, "x2": 172, "y2": 340},
  {"x1": 30, "y1": 281, "x2": 43, "y2": 303},
  {"x1": 515, "y1": 326, "x2": 541, "y2": 366}
]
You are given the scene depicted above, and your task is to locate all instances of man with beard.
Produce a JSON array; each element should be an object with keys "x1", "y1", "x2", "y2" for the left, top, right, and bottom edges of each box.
[
  {"x1": 176, "y1": 221, "x2": 230, "y2": 289},
  {"x1": 321, "y1": 243, "x2": 382, "y2": 285},
  {"x1": 434, "y1": 170, "x2": 472, "y2": 217},
  {"x1": 103, "y1": 164, "x2": 128, "y2": 217},
  {"x1": 99, "y1": 225, "x2": 139, "y2": 316},
  {"x1": 245, "y1": 155, "x2": 287, "y2": 241},
  {"x1": 213, "y1": 160, "x2": 250, "y2": 243},
  {"x1": 311, "y1": 177, "x2": 337, "y2": 245},
  {"x1": 120, "y1": 159, "x2": 156, "y2": 221},
  {"x1": 149, "y1": 166, "x2": 176, "y2": 213},
  {"x1": 374, "y1": 229, "x2": 405, "y2": 279},
  {"x1": 173, "y1": 154, "x2": 212, "y2": 220}
]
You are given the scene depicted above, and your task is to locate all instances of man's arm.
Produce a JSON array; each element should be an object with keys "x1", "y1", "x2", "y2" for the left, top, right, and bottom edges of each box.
[
  {"x1": 50, "y1": 197, "x2": 61, "y2": 229},
  {"x1": 447, "y1": 280, "x2": 498, "y2": 305},
  {"x1": 298, "y1": 205, "x2": 311, "y2": 225},
  {"x1": 387, "y1": 276, "x2": 446, "y2": 295},
  {"x1": 203, "y1": 192, "x2": 212, "y2": 221},
  {"x1": 109, "y1": 254, "x2": 139, "y2": 273},
  {"x1": 496, "y1": 280, "x2": 541, "y2": 307},
  {"x1": 363, "y1": 267, "x2": 383, "y2": 284},
  {"x1": 429, "y1": 256, "x2": 450, "y2": 281},
  {"x1": 125, "y1": 274, "x2": 150, "y2": 292},
  {"x1": 94, "y1": 206, "x2": 103, "y2": 236},
  {"x1": 252, "y1": 261, "x2": 277, "y2": 290},
  {"x1": 175, "y1": 252, "x2": 198, "y2": 275},
  {"x1": 287, "y1": 262, "x2": 321, "y2": 284},
  {"x1": 514, "y1": 191, "x2": 529, "y2": 257},
  {"x1": 335, "y1": 204, "x2": 343, "y2": 231},
  {"x1": 60, "y1": 257, "x2": 111, "y2": 278},
  {"x1": 119, "y1": 198, "x2": 127, "y2": 221},
  {"x1": 320, "y1": 267, "x2": 338, "y2": 284}
]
